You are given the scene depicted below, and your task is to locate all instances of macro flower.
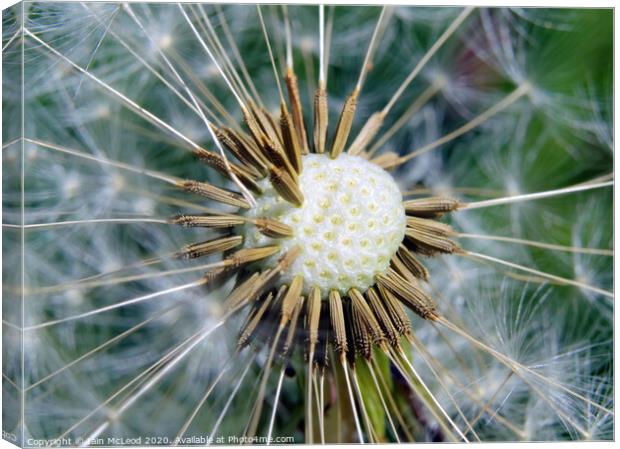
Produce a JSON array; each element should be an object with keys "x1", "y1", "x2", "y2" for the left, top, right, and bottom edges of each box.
[{"x1": 2, "y1": 2, "x2": 613, "y2": 445}]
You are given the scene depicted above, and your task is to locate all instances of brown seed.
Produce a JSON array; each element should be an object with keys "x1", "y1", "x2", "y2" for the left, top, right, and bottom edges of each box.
[
  {"x1": 285, "y1": 67, "x2": 310, "y2": 155},
  {"x1": 280, "y1": 101, "x2": 302, "y2": 174},
  {"x1": 307, "y1": 286, "x2": 322, "y2": 351},
  {"x1": 376, "y1": 269, "x2": 439, "y2": 321},
  {"x1": 390, "y1": 253, "x2": 418, "y2": 284},
  {"x1": 313, "y1": 80, "x2": 329, "y2": 154},
  {"x1": 349, "y1": 288, "x2": 385, "y2": 349},
  {"x1": 169, "y1": 214, "x2": 244, "y2": 228},
  {"x1": 268, "y1": 164, "x2": 304, "y2": 206},
  {"x1": 226, "y1": 246, "x2": 280, "y2": 268},
  {"x1": 180, "y1": 180, "x2": 250, "y2": 209},
  {"x1": 212, "y1": 127, "x2": 262, "y2": 178},
  {"x1": 347, "y1": 111, "x2": 385, "y2": 156},
  {"x1": 253, "y1": 218, "x2": 294, "y2": 238},
  {"x1": 192, "y1": 147, "x2": 259, "y2": 192},
  {"x1": 281, "y1": 296, "x2": 305, "y2": 358},
  {"x1": 396, "y1": 245, "x2": 429, "y2": 281},
  {"x1": 404, "y1": 228, "x2": 460, "y2": 255},
  {"x1": 403, "y1": 197, "x2": 463, "y2": 218},
  {"x1": 328, "y1": 290, "x2": 348, "y2": 357},
  {"x1": 281, "y1": 275, "x2": 304, "y2": 325},
  {"x1": 224, "y1": 272, "x2": 262, "y2": 312},
  {"x1": 261, "y1": 135, "x2": 298, "y2": 182},
  {"x1": 330, "y1": 89, "x2": 359, "y2": 159},
  {"x1": 366, "y1": 287, "x2": 400, "y2": 348},
  {"x1": 215, "y1": 127, "x2": 266, "y2": 177},
  {"x1": 370, "y1": 151, "x2": 400, "y2": 169},
  {"x1": 238, "y1": 291, "x2": 274, "y2": 350},
  {"x1": 376, "y1": 283, "x2": 412, "y2": 340},
  {"x1": 177, "y1": 235, "x2": 243, "y2": 260}
]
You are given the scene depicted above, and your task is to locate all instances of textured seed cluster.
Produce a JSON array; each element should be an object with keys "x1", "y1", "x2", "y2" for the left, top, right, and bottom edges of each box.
[{"x1": 243, "y1": 154, "x2": 406, "y2": 295}]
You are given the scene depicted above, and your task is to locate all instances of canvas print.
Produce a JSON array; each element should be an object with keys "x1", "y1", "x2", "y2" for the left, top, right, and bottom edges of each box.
[{"x1": 2, "y1": 1, "x2": 613, "y2": 446}]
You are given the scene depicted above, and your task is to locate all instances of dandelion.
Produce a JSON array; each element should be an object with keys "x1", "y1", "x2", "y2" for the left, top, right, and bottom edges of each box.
[{"x1": 2, "y1": 2, "x2": 613, "y2": 445}]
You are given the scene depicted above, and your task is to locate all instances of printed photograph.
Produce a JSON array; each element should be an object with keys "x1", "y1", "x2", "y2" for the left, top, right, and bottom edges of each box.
[{"x1": 2, "y1": 1, "x2": 614, "y2": 446}]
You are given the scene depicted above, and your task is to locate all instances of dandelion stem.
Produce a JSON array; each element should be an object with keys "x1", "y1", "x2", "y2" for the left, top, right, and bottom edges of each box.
[
  {"x1": 319, "y1": 372, "x2": 326, "y2": 443},
  {"x1": 367, "y1": 361, "x2": 400, "y2": 442},
  {"x1": 2, "y1": 25, "x2": 22, "y2": 52},
  {"x1": 458, "y1": 233, "x2": 612, "y2": 256},
  {"x1": 383, "y1": 7, "x2": 474, "y2": 114},
  {"x1": 74, "y1": 5, "x2": 119, "y2": 98},
  {"x1": 209, "y1": 354, "x2": 256, "y2": 442},
  {"x1": 367, "y1": 79, "x2": 445, "y2": 157},
  {"x1": 23, "y1": 28, "x2": 237, "y2": 178},
  {"x1": 319, "y1": 5, "x2": 325, "y2": 83},
  {"x1": 386, "y1": 349, "x2": 459, "y2": 441},
  {"x1": 282, "y1": 5, "x2": 293, "y2": 69},
  {"x1": 371, "y1": 358, "x2": 415, "y2": 441},
  {"x1": 215, "y1": 5, "x2": 264, "y2": 107},
  {"x1": 356, "y1": 7, "x2": 391, "y2": 92},
  {"x1": 324, "y1": 6, "x2": 335, "y2": 85},
  {"x1": 267, "y1": 367, "x2": 286, "y2": 445},
  {"x1": 25, "y1": 138, "x2": 182, "y2": 185},
  {"x1": 136, "y1": 4, "x2": 256, "y2": 207},
  {"x1": 436, "y1": 318, "x2": 615, "y2": 417},
  {"x1": 305, "y1": 353, "x2": 314, "y2": 443},
  {"x1": 395, "y1": 349, "x2": 469, "y2": 442},
  {"x1": 57, "y1": 321, "x2": 224, "y2": 442},
  {"x1": 25, "y1": 303, "x2": 183, "y2": 392},
  {"x1": 351, "y1": 367, "x2": 377, "y2": 443},
  {"x1": 341, "y1": 359, "x2": 365, "y2": 443},
  {"x1": 82, "y1": 319, "x2": 225, "y2": 444},
  {"x1": 463, "y1": 180, "x2": 613, "y2": 210},
  {"x1": 31, "y1": 260, "x2": 227, "y2": 293},
  {"x1": 5, "y1": 218, "x2": 169, "y2": 230},
  {"x1": 409, "y1": 335, "x2": 480, "y2": 441},
  {"x1": 464, "y1": 251, "x2": 612, "y2": 298},
  {"x1": 393, "y1": 82, "x2": 531, "y2": 166},
  {"x1": 174, "y1": 356, "x2": 234, "y2": 443},
  {"x1": 257, "y1": 5, "x2": 285, "y2": 102},
  {"x1": 245, "y1": 324, "x2": 285, "y2": 438},
  {"x1": 176, "y1": 4, "x2": 245, "y2": 108},
  {"x1": 24, "y1": 279, "x2": 205, "y2": 331}
]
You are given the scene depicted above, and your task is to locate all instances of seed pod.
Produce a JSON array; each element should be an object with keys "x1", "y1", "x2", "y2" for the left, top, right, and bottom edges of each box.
[
  {"x1": 227, "y1": 246, "x2": 280, "y2": 268},
  {"x1": 253, "y1": 218, "x2": 294, "y2": 238},
  {"x1": 330, "y1": 89, "x2": 359, "y2": 159},
  {"x1": 238, "y1": 292, "x2": 274, "y2": 350},
  {"x1": 281, "y1": 275, "x2": 304, "y2": 325},
  {"x1": 313, "y1": 80, "x2": 328, "y2": 154},
  {"x1": 285, "y1": 67, "x2": 310, "y2": 155},
  {"x1": 370, "y1": 151, "x2": 400, "y2": 169},
  {"x1": 366, "y1": 287, "x2": 400, "y2": 348},
  {"x1": 224, "y1": 272, "x2": 262, "y2": 312},
  {"x1": 403, "y1": 197, "x2": 463, "y2": 218},
  {"x1": 307, "y1": 286, "x2": 322, "y2": 352},
  {"x1": 177, "y1": 235, "x2": 243, "y2": 260},
  {"x1": 170, "y1": 214, "x2": 244, "y2": 228},
  {"x1": 268, "y1": 164, "x2": 304, "y2": 206},
  {"x1": 180, "y1": 180, "x2": 250, "y2": 209},
  {"x1": 376, "y1": 269, "x2": 439, "y2": 321},
  {"x1": 349, "y1": 288, "x2": 385, "y2": 352},
  {"x1": 280, "y1": 101, "x2": 302, "y2": 174},
  {"x1": 377, "y1": 283, "x2": 412, "y2": 340},
  {"x1": 328, "y1": 290, "x2": 347, "y2": 357},
  {"x1": 281, "y1": 296, "x2": 305, "y2": 358},
  {"x1": 396, "y1": 245, "x2": 429, "y2": 281},
  {"x1": 347, "y1": 111, "x2": 384, "y2": 156}
]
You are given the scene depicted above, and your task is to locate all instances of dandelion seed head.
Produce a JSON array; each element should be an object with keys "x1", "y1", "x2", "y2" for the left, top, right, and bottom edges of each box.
[{"x1": 243, "y1": 154, "x2": 406, "y2": 295}]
